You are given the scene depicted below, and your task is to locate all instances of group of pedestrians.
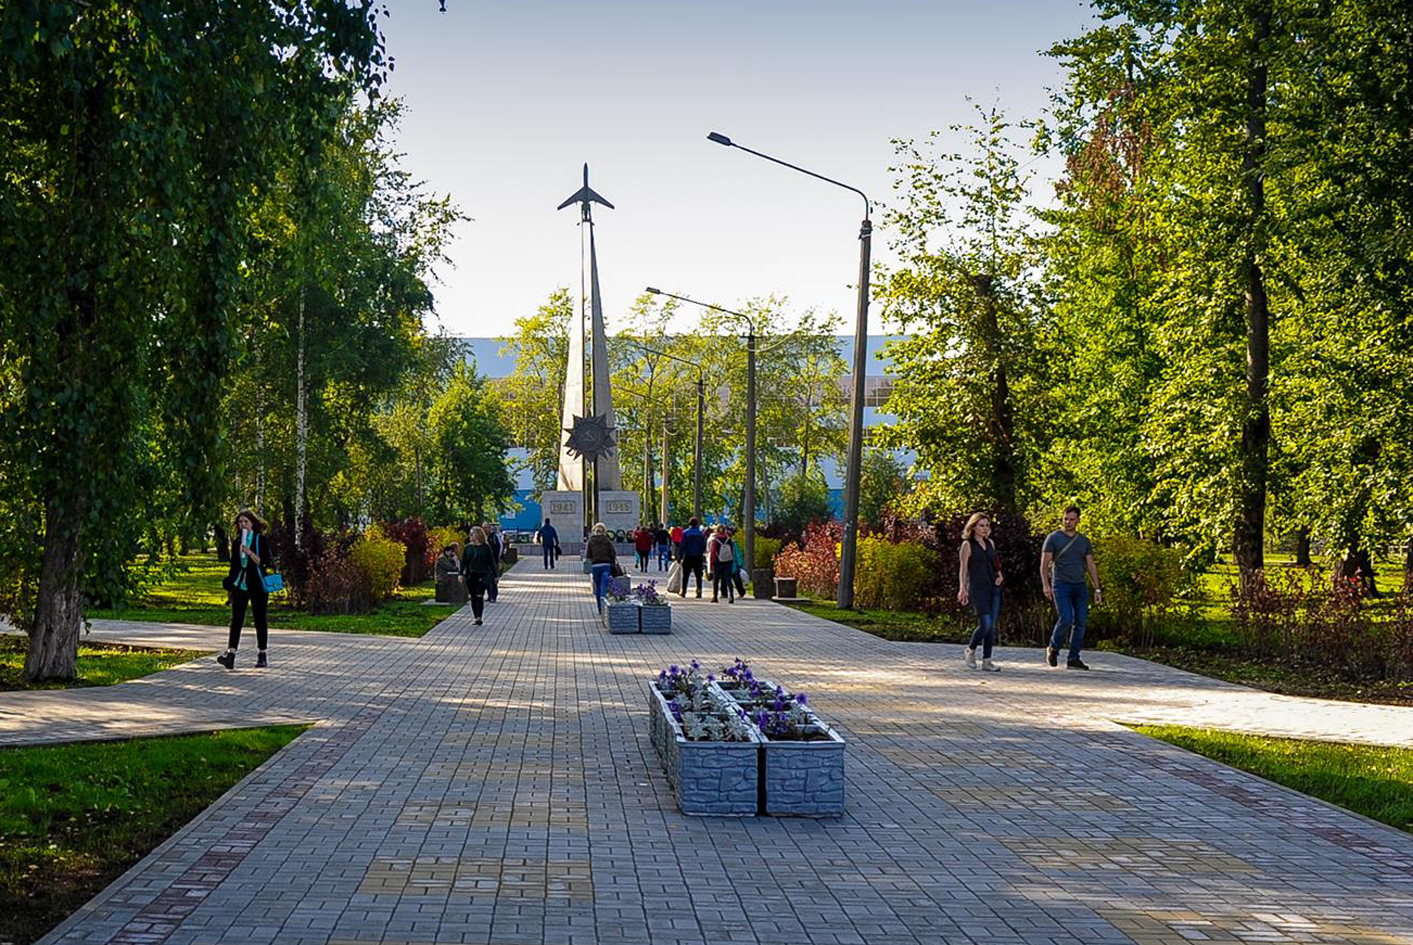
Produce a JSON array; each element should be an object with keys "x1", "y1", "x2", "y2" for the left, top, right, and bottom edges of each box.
[
  {"x1": 631, "y1": 523, "x2": 673, "y2": 572},
  {"x1": 669, "y1": 518, "x2": 746, "y2": 602},
  {"x1": 432, "y1": 521, "x2": 506, "y2": 626},
  {"x1": 958, "y1": 504, "x2": 1102, "y2": 672}
]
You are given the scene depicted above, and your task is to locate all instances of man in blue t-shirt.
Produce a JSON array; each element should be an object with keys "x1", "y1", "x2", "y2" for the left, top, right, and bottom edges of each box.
[
  {"x1": 677, "y1": 518, "x2": 708, "y2": 598},
  {"x1": 1039, "y1": 505, "x2": 1103, "y2": 670},
  {"x1": 538, "y1": 517, "x2": 560, "y2": 570}
]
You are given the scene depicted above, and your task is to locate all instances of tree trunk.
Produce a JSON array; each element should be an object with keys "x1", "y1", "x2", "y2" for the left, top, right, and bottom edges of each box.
[
  {"x1": 214, "y1": 522, "x2": 230, "y2": 562},
  {"x1": 1405, "y1": 536, "x2": 1413, "y2": 576},
  {"x1": 25, "y1": 487, "x2": 88, "y2": 681},
  {"x1": 295, "y1": 287, "x2": 308, "y2": 548},
  {"x1": 971, "y1": 274, "x2": 1019, "y2": 518},
  {"x1": 1294, "y1": 527, "x2": 1311, "y2": 567},
  {"x1": 1233, "y1": 1, "x2": 1272, "y2": 590}
]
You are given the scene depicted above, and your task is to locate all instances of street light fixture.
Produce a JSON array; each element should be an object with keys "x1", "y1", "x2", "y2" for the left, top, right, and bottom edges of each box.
[
  {"x1": 622, "y1": 335, "x2": 705, "y2": 522},
  {"x1": 706, "y1": 130, "x2": 872, "y2": 611},
  {"x1": 647, "y1": 287, "x2": 759, "y2": 576}
]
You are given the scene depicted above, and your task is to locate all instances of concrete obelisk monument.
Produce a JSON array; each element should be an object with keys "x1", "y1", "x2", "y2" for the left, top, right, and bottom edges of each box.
[{"x1": 540, "y1": 165, "x2": 639, "y2": 539}]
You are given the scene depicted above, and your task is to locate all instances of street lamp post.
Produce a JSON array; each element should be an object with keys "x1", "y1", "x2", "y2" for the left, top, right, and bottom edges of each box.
[
  {"x1": 706, "y1": 131, "x2": 872, "y2": 610},
  {"x1": 646, "y1": 288, "x2": 758, "y2": 575},
  {"x1": 623, "y1": 334, "x2": 705, "y2": 522}
]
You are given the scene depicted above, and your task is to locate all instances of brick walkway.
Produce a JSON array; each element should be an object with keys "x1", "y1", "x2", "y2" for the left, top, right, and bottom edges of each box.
[{"x1": 8, "y1": 562, "x2": 1413, "y2": 944}]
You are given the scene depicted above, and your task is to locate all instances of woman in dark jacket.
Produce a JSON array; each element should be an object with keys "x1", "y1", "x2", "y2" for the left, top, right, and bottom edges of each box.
[
  {"x1": 461, "y1": 527, "x2": 496, "y2": 625},
  {"x1": 585, "y1": 522, "x2": 618, "y2": 614},
  {"x1": 218, "y1": 509, "x2": 271, "y2": 670},
  {"x1": 957, "y1": 512, "x2": 1003, "y2": 671}
]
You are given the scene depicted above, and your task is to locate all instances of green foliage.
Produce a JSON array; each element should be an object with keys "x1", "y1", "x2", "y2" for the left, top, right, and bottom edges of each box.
[
  {"x1": 496, "y1": 288, "x2": 573, "y2": 492},
  {"x1": 858, "y1": 451, "x2": 910, "y2": 529},
  {"x1": 1135, "y1": 726, "x2": 1413, "y2": 834},
  {"x1": 1089, "y1": 536, "x2": 1196, "y2": 643},
  {"x1": 775, "y1": 474, "x2": 834, "y2": 538},
  {"x1": 0, "y1": 725, "x2": 306, "y2": 945},
  {"x1": 854, "y1": 538, "x2": 939, "y2": 612},
  {"x1": 752, "y1": 537, "x2": 782, "y2": 573},
  {"x1": 426, "y1": 362, "x2": 517, "y2": 525},
  {"x1": 350, "y1": 526, "x2": 405, "y2": 602}
]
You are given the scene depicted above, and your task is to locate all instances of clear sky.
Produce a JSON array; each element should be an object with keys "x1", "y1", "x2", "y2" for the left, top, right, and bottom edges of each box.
[{"x1": 379, "y1": 0, "x2": 1097, "y2": 338}]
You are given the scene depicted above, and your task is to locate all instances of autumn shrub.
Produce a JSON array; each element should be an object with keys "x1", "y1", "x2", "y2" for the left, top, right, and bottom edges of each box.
[
  {"x1": 1089, "y1": 536, "x2": 1196, "y2": 645},
  {"x1": 305, "y1": 550, "x2": 374, "y2": 615},
  {"x1": 854, "y1": 537, "x2": 937, "y2": 612},
  {"x1": 268, "y1": 515, "x2": 326, "y2": 607},
  {"x1": 350, "y1": 525, "x2": 404, "y2": 602},
  {"x1": 773, "y1": 520, "x2": 840, "y2": 598},
  {"x1": 383, "y1": 517, "x2": 437, "y2": 585},
  {"x1": 925, "y1": 510, "x2": 1048, "y2": 642}
]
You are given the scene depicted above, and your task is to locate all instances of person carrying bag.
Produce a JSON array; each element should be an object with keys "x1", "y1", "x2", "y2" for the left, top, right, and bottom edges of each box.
[{"x1": 218, "y1": 509, "x2": 273, "y2": 670}]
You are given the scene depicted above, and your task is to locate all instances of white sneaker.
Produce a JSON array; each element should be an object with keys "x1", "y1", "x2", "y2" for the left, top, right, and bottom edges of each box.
[
  {"x1": 981, "y1": 658, "x2": 999, "y2": 672},
  {"x1": 963, "y1": 647, "x2": 977, "y2": 669}
]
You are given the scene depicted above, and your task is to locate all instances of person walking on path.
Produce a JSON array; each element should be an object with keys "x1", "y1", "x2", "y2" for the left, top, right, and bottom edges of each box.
[
  {"x1": 585, "y1": 522, "x2": 618, "y2": 613},
  {"x1": 538, "y1": 517, "x2": 560, "y2": 570},
  {"x1": 482, "y1": 522, "x2": 502, "y2": 602},
  {"x1": 460, "y1": 527, "x2": 496, "y2": 625},
  {"x1": 633, "y1": 524, "x2": 654, "y2": 572},
  {"x1": 1040, "y1": 505, "x2": 1103, "y2": 670},
  {"x1": 957, "y1": 513, "x2": 1003, "y2": 672},
  {"x1": 728, "y1": 526, "x2": 747, "y2": 598},
  {"x1": 670, "y1": 523, "x2": 684, "y2": 562},
  {"x1": 218, "y1": 509, "x2": 272, "y2": 670},
  {"x1": 707, "y1": 524, "x2": 737, "y2": 603},
  {"x1": 654, "y1": 523, "x2": 671, "y2": 571},
  {"x1": 677, "y1": 518, "x2": 706, "y2": 598}
]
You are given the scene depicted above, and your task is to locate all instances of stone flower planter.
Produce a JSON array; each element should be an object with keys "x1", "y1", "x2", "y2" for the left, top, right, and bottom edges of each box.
[
  {"x1": 774, "y1": 576, "x2": 798, "y2": 599},
  {"x1": 758, "y1": 712, "x2": 846, "y2": 817},
  {"x1": 639, "y1": 603, "x2": 672, "y2": 634},
  {"x1": 606, "y1": 600, "x2": 640, "y2": 633},
  {"x1": 649, "y1": 685, "x2": 760, "y2": 816},
  {"x1": 752, "y1": 568, "x2": 775, "y2": 599}
]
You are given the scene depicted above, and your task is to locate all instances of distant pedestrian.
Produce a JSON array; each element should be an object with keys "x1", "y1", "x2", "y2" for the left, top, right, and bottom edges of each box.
[
  {"x1": 958, "y1": 513, "x2": 1003, "y2": 672},
  {"x1": 218, "y1": 509, "x2": 272, "y2": 670},
  {"x1": 1040, "y1": 505, "x2": 1103, "y2": 670},
  {"x1": 728, "y1": 527, "x2": 747, "y2": 598},
  {"x1": 460, "y1": 526, "x2": 496, "y2": 625},
  {"x1": 585, "y1": 522, "x2": 618, "y2": 613},
  {"x1": 708, "y1": 524, "x2": 737, "y2": 603},
  {"x1": 482, "y1": 521, "x2": 502, "y2": 602},
  {"x1": 435, "y1": 542, "x2": 462, "y2": 582},
  {"x1": 654, "y1": 522, "x2": 671, "y2": 570},
  {"x1": 677, "y1": 518, "x2": 706, "y2": 598},
  {"x1": 670, "y1": 523, "x2": 684, "y2": 561},
  {"x1": 633, "y1": 524, "x2": 654, "y2": 572},
  {"x1": 538, "y1": 517, "x2": 560, "y2": 570}
]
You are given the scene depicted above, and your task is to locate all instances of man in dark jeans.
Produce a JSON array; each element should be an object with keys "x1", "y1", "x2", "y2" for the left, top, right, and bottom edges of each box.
[
  {"x1": 678, "y1": 517, "x2": 707, "y2": 598},
  {"x1": 483, "y1": 521, "x2": 502, "y2": 602},
  {"x1": 654, "y1": 522, "x2": 671, "y2": 571},
  {"x1": 1039, "y1": 505, "x2": 1103, "y2": 670},
  {"x1": 538, "y1": 517, "x2": 559, "y2": 570}
]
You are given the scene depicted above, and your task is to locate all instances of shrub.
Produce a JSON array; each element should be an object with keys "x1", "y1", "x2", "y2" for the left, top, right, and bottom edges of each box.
[
  {"x1": 753, "y1": 536, "x2": 782, "y2": 572},
  {"x1": 775, "y1": 474, "x2": 834, "y2": 539},
  {"x1": 773, "y1": 520, "x2": 840, "y2": 599},
  {"x1": 350, "y1": 525, "x2": 405, "y2": 602},
  {"x1": 305, "y1": 550, "x2": 374, "y2": 615},
  {"x1": 1089, "y1": 536, "x2": 1197, "y2": 644},
  {"x1": 854, "y1": 537, "x2": 939, "y2": 612},
  {"x1": 927, "y1": 511, "x2": 1048, "y2": 642},
  {"x1": 383, "y1": 517, "x2": 437, "y2": 585},
  {"x1": 267, "y1": 515, "x2": 326, "y2": 607}
]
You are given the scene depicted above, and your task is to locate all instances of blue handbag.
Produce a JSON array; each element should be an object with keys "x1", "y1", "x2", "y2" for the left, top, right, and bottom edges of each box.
[{"x1": 263, "y1": 573, "x2": 284, "y2": 594}]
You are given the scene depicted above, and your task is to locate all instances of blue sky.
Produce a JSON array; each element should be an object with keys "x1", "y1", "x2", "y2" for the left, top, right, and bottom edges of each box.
[{"x1": 379, "y1": 0, "x2": 1097, "y2": 337}]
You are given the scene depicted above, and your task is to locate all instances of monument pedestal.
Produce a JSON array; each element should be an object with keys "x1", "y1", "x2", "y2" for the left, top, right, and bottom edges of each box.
[
  {"x1": 597, "y1": 491, "x2": 641, "y2": 535},
  {"x1": 540, "y1": 491, "x2": 584, "y2": 535}
]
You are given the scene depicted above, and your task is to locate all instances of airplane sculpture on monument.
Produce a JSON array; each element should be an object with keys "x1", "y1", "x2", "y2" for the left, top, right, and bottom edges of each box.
[{"x1": 538, "y1": 165, "x2": 640, "y2": 540}]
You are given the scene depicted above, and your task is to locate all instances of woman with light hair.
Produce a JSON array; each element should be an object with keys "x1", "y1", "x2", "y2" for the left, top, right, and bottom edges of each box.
[
  {"x1": 957, "y1": 512, "x2": 1003, "y2": 671},
  {"x1": 460, "y1": 526, "x2": 496, "y2": 626},
  {"x1": 585, "y1": 521, "x2": 618, "y2": 614}
]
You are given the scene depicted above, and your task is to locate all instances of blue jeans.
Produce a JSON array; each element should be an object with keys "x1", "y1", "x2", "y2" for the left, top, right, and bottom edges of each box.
[
  {"x1": 1050, "y1": 582, "x2": 1089, "y2": 660},
  {"x1": 968, "y1": 588, "x2": 1001, "y2": 658},
  {"x1": 591, "y1": 563, "x2": 613, "y2": 612},
  {"x1": 657, "y1": 543, "x2": 670, "y2": 570},
  {"x1": 543, "y1": 545, "x2": 554, "y2": 569}
]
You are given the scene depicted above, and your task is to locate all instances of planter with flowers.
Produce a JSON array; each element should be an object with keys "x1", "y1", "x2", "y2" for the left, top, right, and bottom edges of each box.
[
  {"x1": 605, "y1": 575, "x2": 639, "y2": 633},
  {"x1": 650, "y1": 662, "x2": 760, "y2": 815},
  {"x1": 635, "y1": 581, "x2": 673, "y2": 633}
]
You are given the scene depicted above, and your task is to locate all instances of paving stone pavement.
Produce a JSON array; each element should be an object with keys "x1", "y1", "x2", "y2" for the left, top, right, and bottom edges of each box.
[{"x1": 7, "y1": 561, "x2": 1413, "y2": 944}]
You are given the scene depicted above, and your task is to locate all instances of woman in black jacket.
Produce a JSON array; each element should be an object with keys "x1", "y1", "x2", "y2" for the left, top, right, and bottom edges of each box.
[
  {"x1": 218, "y1": 509, "x2": 272, "y2": 670},
  {"x1": 460, "y1": 526, "x2": 496, "y2": 625}
]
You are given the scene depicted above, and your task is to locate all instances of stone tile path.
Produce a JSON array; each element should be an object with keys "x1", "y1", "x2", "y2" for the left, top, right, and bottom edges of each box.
[{"x1": 6, "y1": 562, "x2": 1413, "y2": 944}]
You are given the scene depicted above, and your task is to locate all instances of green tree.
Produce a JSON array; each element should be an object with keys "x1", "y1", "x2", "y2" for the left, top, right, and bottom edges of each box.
[
  {"x1": 497, "y1": 289, "x2": 572, "y2": 491},
  {"x1": 426, "y1": 363, "x2": 517, "y2": 524}
]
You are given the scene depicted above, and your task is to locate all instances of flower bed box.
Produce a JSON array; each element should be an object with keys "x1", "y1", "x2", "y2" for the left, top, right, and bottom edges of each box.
[
  {"x1": 649, "y1": 686, "x2": 761, "y2": 816},
  {"x1": 639, "y1": 603, "x2": 672, "y2": 634},
  {"x1": 758, "y1": 714, "x2": 846, "y2": 817},
  {"x1": 774, "y1": 576, "x2": 798, "y2": 599},
  {"x1": 606, "y1": 601, "x2": 640, "y2": 633}
]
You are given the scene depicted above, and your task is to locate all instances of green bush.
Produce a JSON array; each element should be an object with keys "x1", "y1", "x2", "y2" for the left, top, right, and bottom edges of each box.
[
  {"x1": 350, "y1": 525, "x2": 405, "y2": 602},
  {"x1": 753, "y1": 536, "x2": 782, "y2": 572},
  {"x1": 854, "y1": 537, "x2": 938, "y2": 612},
  {"x1": 428, "y1": 525, "x2": 464, "y2": 555},
  {"x1": 1091, "y1": 535, "x2": 1195, "y2": 643}
]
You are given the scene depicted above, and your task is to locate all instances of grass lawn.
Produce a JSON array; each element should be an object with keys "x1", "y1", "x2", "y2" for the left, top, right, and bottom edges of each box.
[
  {"x1": 89, "y1": 556, "x2": 458, "y2": 637},
  {"x1": 0, "y1": 636, "x2": 207, "y2": 692},
  {"x1": 0, "y1": 725, "x2": 307, "y2": 945},
  {"x1": 1134, "y1": 725, "x2": 1413, "y2": 834}
]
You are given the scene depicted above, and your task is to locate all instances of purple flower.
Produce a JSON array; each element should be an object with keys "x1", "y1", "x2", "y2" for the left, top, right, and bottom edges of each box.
[{"x1": 796, "y1": 693, "x2": 808, "y2": 706}]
